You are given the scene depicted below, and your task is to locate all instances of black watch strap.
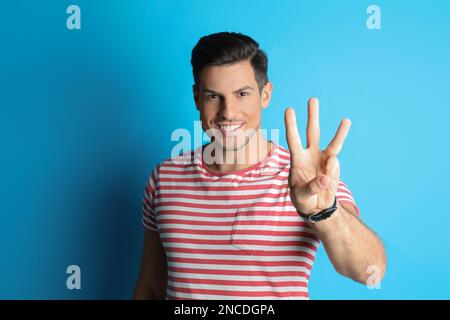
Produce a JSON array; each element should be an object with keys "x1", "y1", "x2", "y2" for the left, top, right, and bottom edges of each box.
[{"x1": 297, "y1": 197, "x2": 338, "y2": 223}]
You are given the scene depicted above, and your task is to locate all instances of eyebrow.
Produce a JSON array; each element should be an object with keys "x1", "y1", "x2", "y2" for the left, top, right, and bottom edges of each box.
[{"x1": 202, "y1": 85, "x2": 255, "y2": 94}]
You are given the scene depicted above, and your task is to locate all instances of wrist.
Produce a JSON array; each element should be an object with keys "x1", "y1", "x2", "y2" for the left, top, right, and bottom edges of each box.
[{"x1": 296, "y1": 197, "x2": 338, "y2": 223}]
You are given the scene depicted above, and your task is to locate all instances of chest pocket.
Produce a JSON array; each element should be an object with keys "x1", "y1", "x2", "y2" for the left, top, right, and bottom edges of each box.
[{"x1": 229, "y1": 208, "x2": 281, "y2": 255}]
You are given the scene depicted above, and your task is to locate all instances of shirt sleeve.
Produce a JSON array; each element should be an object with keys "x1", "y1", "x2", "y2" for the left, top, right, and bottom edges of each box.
[
  {"x1": 337, "y1": 179, "x2": 360, "y2": 216},
  {"x1": 141, "y1": 166, "x2": 159, "y2": 232}
]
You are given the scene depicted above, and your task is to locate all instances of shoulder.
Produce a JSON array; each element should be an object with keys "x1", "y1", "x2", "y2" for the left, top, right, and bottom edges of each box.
[
  {"x1": 147, "y1": 148, "x2": 199, "y2": 181},
  {"x1": 266, "y1": 143, "x2": 291, "y2": 171},
  {"x1": 274, "y1": 144, "x2": 291, "y2": 163}
]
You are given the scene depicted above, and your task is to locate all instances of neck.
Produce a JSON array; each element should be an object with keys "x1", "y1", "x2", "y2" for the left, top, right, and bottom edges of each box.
[{"x1": 205, "y1": 132, "x2": 272, "y2": 173}]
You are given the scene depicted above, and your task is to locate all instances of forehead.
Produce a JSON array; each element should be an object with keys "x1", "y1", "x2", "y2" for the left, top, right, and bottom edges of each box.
[{"x1": 199, "y1": 60, "x2": 257, "y2": 91}]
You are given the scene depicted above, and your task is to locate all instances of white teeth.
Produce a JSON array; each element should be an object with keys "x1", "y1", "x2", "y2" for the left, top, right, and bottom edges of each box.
[{"x1": 218, "y1": 124, "x2": 243, "y2": 131}]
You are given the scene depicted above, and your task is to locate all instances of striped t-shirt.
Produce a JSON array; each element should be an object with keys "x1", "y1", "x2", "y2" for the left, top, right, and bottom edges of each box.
[{"x1": 142, "y1": 142, "x2": 359, "y2": 300}]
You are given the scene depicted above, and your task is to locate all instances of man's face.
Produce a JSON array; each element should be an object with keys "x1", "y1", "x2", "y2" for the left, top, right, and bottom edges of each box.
[{"x1": 194, "y1": 60, "x2": 272, "y2": 151}]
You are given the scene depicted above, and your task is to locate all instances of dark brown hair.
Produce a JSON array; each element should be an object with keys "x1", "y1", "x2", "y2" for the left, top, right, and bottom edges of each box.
[{"x1": 191, "y1": 32, "x2": 269, "y2": 92}]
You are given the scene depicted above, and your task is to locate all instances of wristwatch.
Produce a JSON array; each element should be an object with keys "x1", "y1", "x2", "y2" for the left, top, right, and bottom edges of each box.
[{"x1": 297, "y1": 197, "x2": 338, "y2": 223}]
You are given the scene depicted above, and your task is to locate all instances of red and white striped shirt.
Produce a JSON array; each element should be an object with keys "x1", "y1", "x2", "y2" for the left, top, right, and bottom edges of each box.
[{"x1": 142, "y1": 142, "x2": 359, "y2": 300}]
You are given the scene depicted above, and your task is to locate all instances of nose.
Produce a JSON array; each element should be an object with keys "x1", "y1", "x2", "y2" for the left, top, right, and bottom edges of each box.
[{"x1": 219, "y1": 97, "x2": 239, "y2": 120}]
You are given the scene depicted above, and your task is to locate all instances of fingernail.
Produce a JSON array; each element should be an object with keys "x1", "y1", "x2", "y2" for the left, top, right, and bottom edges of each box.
[{"x1": 319, "y1": 175, "x2": 329, "y2": 188}]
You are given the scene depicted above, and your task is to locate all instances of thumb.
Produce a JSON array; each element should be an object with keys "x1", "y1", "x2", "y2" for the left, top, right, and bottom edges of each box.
[{"x1": 304, "y1": 174, "x2": 330, "y2": 198}]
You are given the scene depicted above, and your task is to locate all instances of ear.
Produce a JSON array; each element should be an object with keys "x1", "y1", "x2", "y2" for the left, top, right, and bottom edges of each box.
[
  {"x1": 260, "y1": 81, "x2": 273, "y2": 109},
  {"x1": 193, "y1": 84, "x2": 200, "y2": 111}
]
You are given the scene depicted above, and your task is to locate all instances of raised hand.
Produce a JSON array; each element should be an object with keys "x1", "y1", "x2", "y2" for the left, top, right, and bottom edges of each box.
[{"x1": 284, "y1": 98, "x2": 351, "y2": 215}]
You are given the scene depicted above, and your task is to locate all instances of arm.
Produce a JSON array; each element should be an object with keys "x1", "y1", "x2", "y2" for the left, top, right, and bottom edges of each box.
[
  {"x1": 308, "y1": 201, "x2": 386, "y2": 284},
  {"x1": 284, "y1": 97, "x2": 386, "y2": 286},
  {"x1": 133, "y1": 229, "x2": 168, "y2": 299}
]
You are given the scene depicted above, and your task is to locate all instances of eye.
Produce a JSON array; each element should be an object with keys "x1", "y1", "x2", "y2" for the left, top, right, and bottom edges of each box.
[
  {"x1": 238, "y1": 91, "x2": 249, "y2": 97},
  {"x1": 206, "y1": 94, "x2": 219, "y2": 100}
]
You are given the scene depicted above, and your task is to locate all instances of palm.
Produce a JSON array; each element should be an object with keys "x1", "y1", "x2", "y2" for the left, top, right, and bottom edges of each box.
[{"x1": 284, "y1": 98, "x2": 351, "y2": 215}]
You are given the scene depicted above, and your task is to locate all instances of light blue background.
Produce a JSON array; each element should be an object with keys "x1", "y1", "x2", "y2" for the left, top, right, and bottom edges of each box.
[{"x1": 1, "y1": 0, "x2": 449, "y2": 299}]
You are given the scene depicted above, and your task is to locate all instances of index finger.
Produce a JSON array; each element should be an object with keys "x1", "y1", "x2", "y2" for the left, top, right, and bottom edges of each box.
[{"x1": 284, "y1": 107, "x2": 304, "y2": 164}]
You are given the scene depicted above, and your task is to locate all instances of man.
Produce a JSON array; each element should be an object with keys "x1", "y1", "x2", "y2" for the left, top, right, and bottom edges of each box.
[{"x1": 133, "y1": 32, "x2": 386, "y2": 300}]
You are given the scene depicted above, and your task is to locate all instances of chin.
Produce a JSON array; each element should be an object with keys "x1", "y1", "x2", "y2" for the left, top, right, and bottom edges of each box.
[
  {"x1": 211, "y1": 135, "x2": 248, "y2": 151},
  {"x1": 223, "y1": 139, "x2": 249, "y2": 151}
]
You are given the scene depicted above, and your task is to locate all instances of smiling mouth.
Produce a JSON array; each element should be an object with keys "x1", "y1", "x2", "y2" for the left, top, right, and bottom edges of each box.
[{"x1": 215, "y1": 122, "x2": 245, "y2": 135}]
